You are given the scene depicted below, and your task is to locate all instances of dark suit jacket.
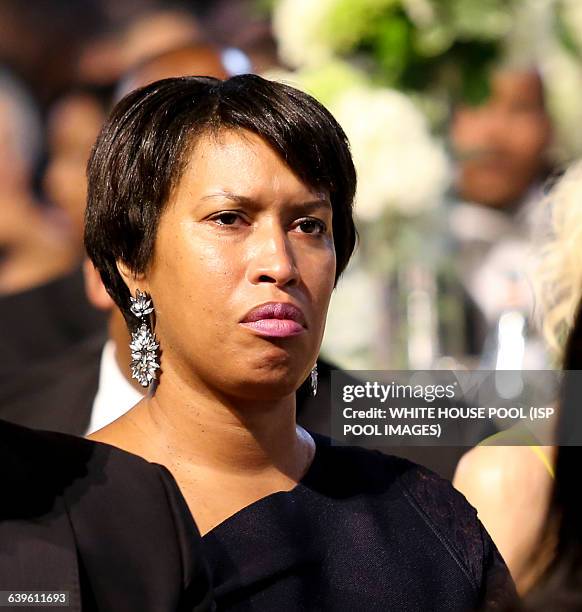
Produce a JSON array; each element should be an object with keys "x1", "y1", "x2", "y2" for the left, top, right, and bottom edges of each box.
[
  {"x1": 0, "y1": 266, "x2": 106, "y2": 435},
  {"x1": 0, "y1": 419, "x2": 213, "y2": 611},
  {"x1": 0, "y1": 267, "x2": 106, "y2": 370},
  {"x1": 0, "y1": 333, "x2": 102, "y2": 435}
]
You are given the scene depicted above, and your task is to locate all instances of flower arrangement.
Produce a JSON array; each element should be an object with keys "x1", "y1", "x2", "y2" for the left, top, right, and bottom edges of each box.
[
  {"x1": 262, "y1": 0, "x2": 582, "y2": 368},
  {"x1": 268, "y1": 0, "x2": 582, "y2": 156},
  {"x1": 332, "y1": 85, "x2": 450, "y2": 222},
  {"x1": 265, "y1": 62, "x2": 450, "y2": 225},
  {"x1": 266, "y1": 0, "x2": 526, "y2": 225},
  {"x1": 272, "y1": 0, "x2": 516, "y2": 105},
  {"x1": 263, "y1": 62, "x2": 450, "y2": 367}
]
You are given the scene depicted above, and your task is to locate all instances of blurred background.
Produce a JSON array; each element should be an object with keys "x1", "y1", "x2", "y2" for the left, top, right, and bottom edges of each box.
[
  {"x1": 6, "y1": 3, "x2": 582, "y2": 592},
  {"x1": 2, "y1": 0, "x2": 582, "y2": 434}
]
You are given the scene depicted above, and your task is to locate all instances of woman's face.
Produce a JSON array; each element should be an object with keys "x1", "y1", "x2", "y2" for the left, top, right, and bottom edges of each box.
[{"x1": 131, "y1": 129, "x2": 336, "y2": 401}]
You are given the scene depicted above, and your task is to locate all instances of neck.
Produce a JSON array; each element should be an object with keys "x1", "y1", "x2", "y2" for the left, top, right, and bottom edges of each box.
[{"x1": 132, "y1": 356, "x2": 312, "y2": 481}]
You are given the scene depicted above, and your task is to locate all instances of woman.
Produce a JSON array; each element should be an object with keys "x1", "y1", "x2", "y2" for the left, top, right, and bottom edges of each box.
[
  {"x1": 85, "y1": 75, "x2": 516, "y2": 610},
  {"x1": 507, "y1": 296, "x2": 582, "y2": 611},
  {"x1": 0, "y1": 418, "x2": 212, "y2": 611},
  {"x1": 453, "y1": 161, "x2": 582, "y2": 593}
]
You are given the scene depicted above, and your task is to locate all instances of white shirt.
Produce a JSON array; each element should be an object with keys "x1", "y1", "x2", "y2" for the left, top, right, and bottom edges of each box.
[{"x1": 85, "y1": 340, "x2": 143, "y2": 435}]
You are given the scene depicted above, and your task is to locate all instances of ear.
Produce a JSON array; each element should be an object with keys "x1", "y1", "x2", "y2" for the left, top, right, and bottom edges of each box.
[
  {"x1": 83, "y1": 259, "x2": 114, "y2": 311},
  {"x1": 116, "y1": 260, "x2": 148, "y2": 297}
]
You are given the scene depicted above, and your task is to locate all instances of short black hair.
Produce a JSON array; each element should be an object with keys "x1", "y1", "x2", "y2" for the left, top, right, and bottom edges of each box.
[{"x1": 85, "y1": 74, "x2": 357, "y2": 326}]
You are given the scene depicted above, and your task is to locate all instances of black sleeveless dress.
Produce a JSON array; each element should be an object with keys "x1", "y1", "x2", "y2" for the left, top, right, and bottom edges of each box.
[{"x1": 201, "y1": 432, "x2": 516, "y2": 611}]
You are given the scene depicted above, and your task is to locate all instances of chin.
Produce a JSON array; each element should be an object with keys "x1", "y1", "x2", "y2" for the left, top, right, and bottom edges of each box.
[{"x1": 227, "y1": 372, "x2": 304, "y2": 403}]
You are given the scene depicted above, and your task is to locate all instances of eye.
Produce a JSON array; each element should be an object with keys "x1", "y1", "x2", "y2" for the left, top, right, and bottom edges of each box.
[
  {"x1": 295, "y1": 217, "x2": 327, "y2": 234},
  {"x1": 210, "y1": 211, "x2": 246, "y2": 226}
]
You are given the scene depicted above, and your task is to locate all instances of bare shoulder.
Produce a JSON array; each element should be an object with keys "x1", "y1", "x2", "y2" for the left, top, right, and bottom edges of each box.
[
  {"x1": 455, "y1": 444, "x2": 525, "y2": 482},
  {"x1": 454, "y1": 443, "x2": 553, "y2": 502},
  {"x1": 453, "y1": 441, "x2": 554, "y2": 592}
]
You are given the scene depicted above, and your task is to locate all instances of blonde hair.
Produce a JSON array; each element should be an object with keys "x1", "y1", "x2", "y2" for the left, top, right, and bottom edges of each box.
[{"x1": 535, "y1": 160, "x2": 582, "y2": 360}]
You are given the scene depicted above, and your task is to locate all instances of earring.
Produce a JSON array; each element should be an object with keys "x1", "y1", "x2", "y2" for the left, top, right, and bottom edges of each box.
[
  {"x1": 129, "y1": 289, "x2": 160, "y2": 387},
  {"x1": 310, "y1": 364, "x2": 318, "y2": 397}
]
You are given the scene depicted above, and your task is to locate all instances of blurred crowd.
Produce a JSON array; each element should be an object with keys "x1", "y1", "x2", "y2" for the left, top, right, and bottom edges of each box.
[
  {"x1": 0, "y1": 0, "x2": 281, "y2": 432},
  {"x1": 2, "y1": 0, "x2": 582, "y2": 607}
]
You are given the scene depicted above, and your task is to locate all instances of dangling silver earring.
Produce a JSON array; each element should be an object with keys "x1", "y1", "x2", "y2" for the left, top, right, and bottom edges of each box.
[
  {"x1": 129, "y1": 289, "x2": 160, "y2": 387},
  {"x1": 310, "y1": 364, "x2": 318, "y2": 397}
]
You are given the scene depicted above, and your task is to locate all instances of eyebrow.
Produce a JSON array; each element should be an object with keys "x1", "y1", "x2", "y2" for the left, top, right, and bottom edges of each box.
[{"x1": 201, "y1": 191, "x2": 332, "y2": 212}]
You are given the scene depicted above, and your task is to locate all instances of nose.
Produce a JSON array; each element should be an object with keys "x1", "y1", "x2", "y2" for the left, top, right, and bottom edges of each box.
[{"x1": 246, "y1": 221, "x2": 300, "y2": 287}]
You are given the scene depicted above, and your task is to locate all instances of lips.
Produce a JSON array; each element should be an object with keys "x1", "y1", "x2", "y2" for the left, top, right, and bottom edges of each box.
[
  {"x1": 240, "y1": 302, "x2": 306, "y2": 326},
  {"x1": 239, "y1": 302, "x2": 307, "y2": 338}
]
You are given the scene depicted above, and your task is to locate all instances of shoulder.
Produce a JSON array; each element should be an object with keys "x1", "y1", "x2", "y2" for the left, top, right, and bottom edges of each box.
[
  {"x1": 312, "y1": 432, "x2": 480, "y2": 531},
  {"x1": 0, "y1": 417, "x2": 177, "y2": 519},
  {"x1": 310, "y1": 433, "x2": 515, "y2": 598},
  {"x1": 386, "y1": 453, "x2": 486, "y2": 584},
  {"x1": 454, "y1": 443, "x2": 553, "y2": 504},
  {"x1": 454, "y1": 444, "x2": 516, "y2": 493},
  {"x1": 0, "y1": 419, "x2": 212, "y2": 611}
]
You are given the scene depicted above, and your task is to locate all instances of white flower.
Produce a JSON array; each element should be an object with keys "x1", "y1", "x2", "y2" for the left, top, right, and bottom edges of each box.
[
  {"x1": 402, "y1": 0, "x2": 435, "y2": 27},
  {"x1": 330, "y1": 86, "x2": 451, "y2": 221},
  {"x1": 543, "y1": 50, "x2": 582, "y2": 160},
  {"x1": 273, "y1": 0, "x2": 401, "y2": 68},
  {"x1": 321, "y1": 251, "x2": 385, "y2": 369},
  {"x1": 272, "y1": 0, "x2": 335, "y2": 68}
]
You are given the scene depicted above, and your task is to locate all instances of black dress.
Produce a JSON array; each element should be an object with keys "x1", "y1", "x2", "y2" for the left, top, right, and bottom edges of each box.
[
  {"x1": 0, "y1": 419, "x2": 212, "y2": 611},
  {"x1": 201, "y1": 432, "x2": 516, "y2": 611}
]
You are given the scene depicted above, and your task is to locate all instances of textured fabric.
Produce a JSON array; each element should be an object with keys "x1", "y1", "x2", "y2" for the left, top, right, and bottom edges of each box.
[
  {"x1": 0, "y1": 419, "x2": 213, "y2": 611},
  {"x1": 202, "y1": 432, "x2": 516, "y2": 611}
]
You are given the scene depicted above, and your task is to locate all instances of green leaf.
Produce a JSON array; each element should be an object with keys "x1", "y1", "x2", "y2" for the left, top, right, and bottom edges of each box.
[
  {"x1": 461, "y1": 69, "x2": 491, "y2": 106},
  {"x1": 554, "y1": 7, "x2": 582, "y2": 58},
  {"x1": 253, "y1": 0, "x2": 278, "y2": 17},
  {"x1": 368, "y1": 12, "x2": 413, "y2": 83}
]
